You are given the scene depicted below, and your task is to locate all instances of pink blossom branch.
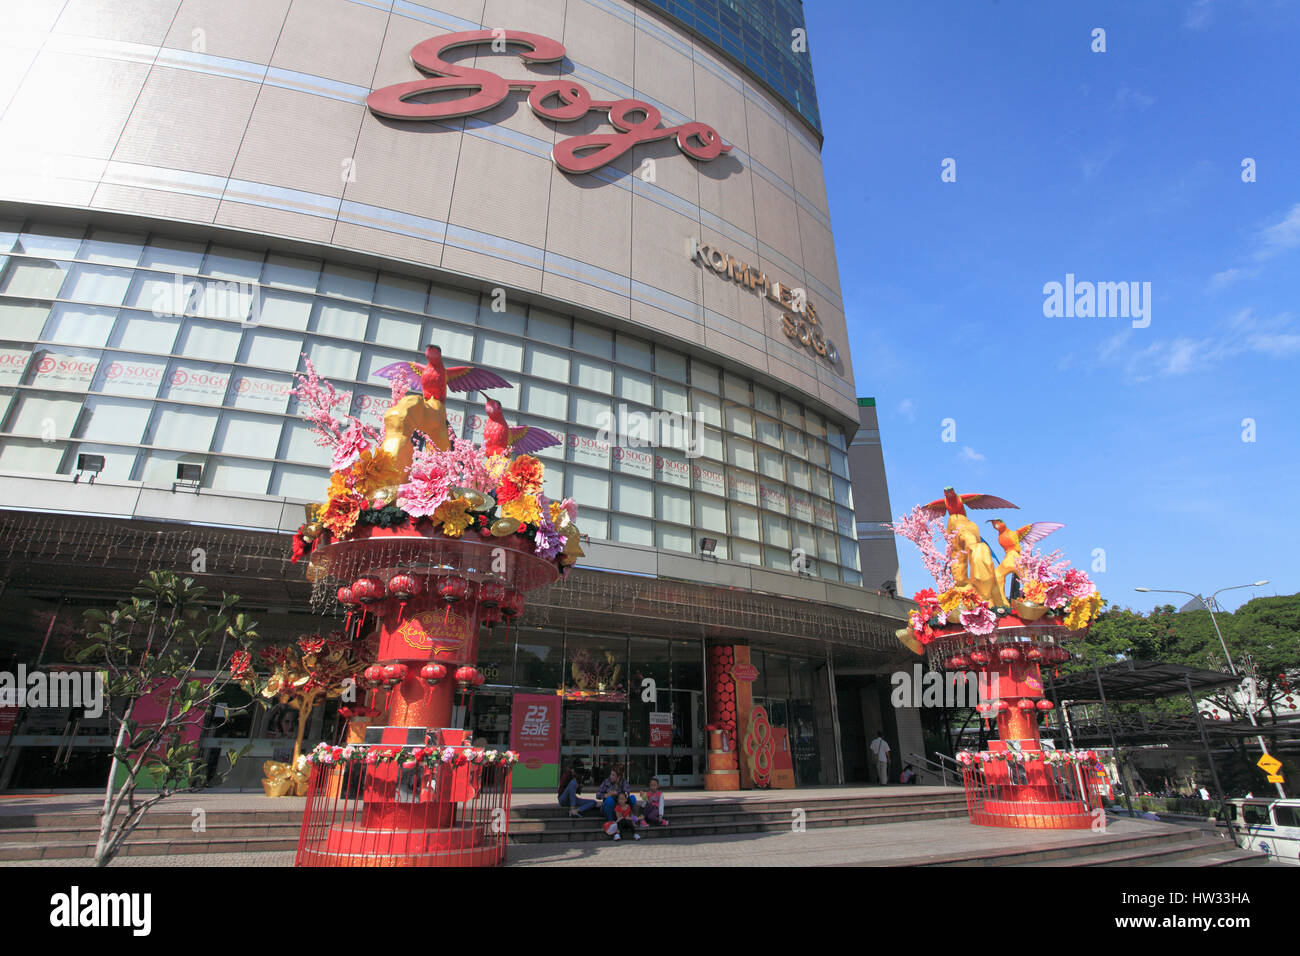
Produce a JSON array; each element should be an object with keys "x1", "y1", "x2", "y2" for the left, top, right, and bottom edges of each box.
[{"x1": 888, "y1": 505, "x2": 954, "y2": 592}]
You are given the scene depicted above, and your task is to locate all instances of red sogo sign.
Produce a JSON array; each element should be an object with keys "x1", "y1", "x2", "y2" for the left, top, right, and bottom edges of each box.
[{"x1": 368, "y1": 30, "x2": 732, "y2": 175}]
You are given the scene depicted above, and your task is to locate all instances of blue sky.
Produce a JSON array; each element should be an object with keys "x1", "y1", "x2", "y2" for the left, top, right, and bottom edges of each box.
[{"x1": 805, "y1": 0, "x2": 1300, "y2": 611}]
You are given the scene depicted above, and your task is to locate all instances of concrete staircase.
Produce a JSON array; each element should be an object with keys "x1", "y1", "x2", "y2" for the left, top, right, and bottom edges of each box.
[{"x1": 509, "y1": 790, "x2": 971, "y2": 844}]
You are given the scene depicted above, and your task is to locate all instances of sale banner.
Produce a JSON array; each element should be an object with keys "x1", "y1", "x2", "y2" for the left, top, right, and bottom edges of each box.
[
  {"x1": 509, "y1": 693, "x2": 561, "y2": 789},
  {"x1": 649, "y1": 711, "x2": 672, "y2": 748}
]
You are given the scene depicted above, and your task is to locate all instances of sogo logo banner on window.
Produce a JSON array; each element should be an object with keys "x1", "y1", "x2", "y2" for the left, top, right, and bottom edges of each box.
[
  {"x1": 0, "y1": 348, "x2": 31, "y2": 387},
  {"x1": 31, "y1": 352, "x2": 98, "y2": 391}
]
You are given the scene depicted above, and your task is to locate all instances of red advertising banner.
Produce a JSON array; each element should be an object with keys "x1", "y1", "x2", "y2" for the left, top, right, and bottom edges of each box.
[
  {"x1": 509, "y1": 693, "x2": 560, "y2": 771},
  {"x1": 649, "y1": 711, "x2": 672, "y2": 748}
]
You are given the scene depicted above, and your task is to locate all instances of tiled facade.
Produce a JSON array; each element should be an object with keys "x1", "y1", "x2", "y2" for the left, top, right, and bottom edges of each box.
[{"x1": 0, "y1": 0, "x2": 865, "y2": 584}]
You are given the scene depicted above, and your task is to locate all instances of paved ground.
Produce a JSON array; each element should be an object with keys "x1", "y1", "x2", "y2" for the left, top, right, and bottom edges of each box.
[
  {"x1": 0, "y1": 783, "x2": 954, "y2": 817},
  {"x1": 0, "y1": 814, "x2": 1196, "y2": 867}
]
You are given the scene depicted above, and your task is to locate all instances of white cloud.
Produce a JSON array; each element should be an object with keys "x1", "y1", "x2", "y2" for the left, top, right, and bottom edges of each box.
[
  {"x1": 1098, "y1": 308, "x2": 1300, "y2": 381},
  {"x1": 1255, "y1": 203, "x2": 1300, "y2": 260},
  {"x1": 958, "y1": 446, "x2": 986, "y2": 462},
  {"x1": 1186, "y1": 0, "x2": 1216, "y2": 29},
  {"x1": 897, "y1": 398, "x2": 917, "y2": 422},
  {"x1": 1115, "y1": 85, "x2": 1156, "y2": 111}
]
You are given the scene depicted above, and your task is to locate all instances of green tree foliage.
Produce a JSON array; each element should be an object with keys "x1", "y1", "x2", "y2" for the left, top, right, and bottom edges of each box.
[{"x1": 79, "y1": 571, "x2": 258, "y2": 866}]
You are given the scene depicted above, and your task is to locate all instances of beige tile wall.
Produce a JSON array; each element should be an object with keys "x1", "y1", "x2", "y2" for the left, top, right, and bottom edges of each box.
[{"x1": 0, "y1": 0, "x2": 859, "y2": 421}]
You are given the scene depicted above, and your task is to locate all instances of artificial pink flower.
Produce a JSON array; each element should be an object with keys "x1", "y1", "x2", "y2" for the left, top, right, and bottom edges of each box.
[
  {"x1": 332, "y1": 421, "x2": 370, "y2": 472},
  {"x1": 960, "y1": 603, "x2": 997, "y2": 636}
]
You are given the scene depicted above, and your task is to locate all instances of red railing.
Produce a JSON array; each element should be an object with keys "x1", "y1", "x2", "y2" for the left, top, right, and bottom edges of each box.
[
  {"x1": 296, "y1": 753, "x2": 513, "y2": 867},
  {"x1": 961, "y1": 759, "x2": 1106, "y2": 830}
]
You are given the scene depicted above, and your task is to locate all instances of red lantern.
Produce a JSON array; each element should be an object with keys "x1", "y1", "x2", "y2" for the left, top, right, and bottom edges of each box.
[
  {"x1": 1036, "y1": 699, "x2": 1054, "y2": 711},
  {"x1": 352, "y1": 576, "x2": 384, "y2": 604},
  {"x1": 454, "y1": 666, "x2": 480, "y2": 692},
  {"x1": 500, "y1": 590, "x2": 525, "y2": 618},
  {"x1": 951, "y1": 654, "x2": 971, "y2": 669},
  {"x1": 481, "y1": 606, "x2": 503, "y2": 629},
  {"x1": 472, "y1": 670, "x2": 486, "y2": 687},
  {"x1": 420, "y1": 663, "x2": 447, "y2": 686},
  {"x1": 336, "y1": 586, "x2": 358, "y2": 608},
  {"x1": 382, "y1": 663, "x2": 408, "y2": 687},
  {"x1": 995, "y1": 700, "x2": 1010, "y2": 712},
  {"x1": 477, "y1": 581, "x2": 506, "y2": 607},
  {"x1": 438, "y1": 576, "x2": 469, "y2": 602},
  {"x1": 970, "y1": 650, "x2": 990, "y2": 665},
  {"x1": 362, "y1": 665, "x2": 384, "y2": 688},
  {"x1": 1016, "y1": 698, "x2": 1036, "y2": 711},
  {"x1": 999, "y1": 646, "x2": 1021, "y2": 663},
  {"x1": 944, "y1": 656, "x2": 964, "y2": 670},
  {"x1": 1025, "y1": 645, "x2": 1044, "y2": 661},
  {"x1": 387, "y1": 573, "x2": 422, "y2": 601}
]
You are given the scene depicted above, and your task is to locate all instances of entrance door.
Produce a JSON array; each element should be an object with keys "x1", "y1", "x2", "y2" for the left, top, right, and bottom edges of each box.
[{"x1": 668, "y1": 689, "x2": 703, "y2": 787}]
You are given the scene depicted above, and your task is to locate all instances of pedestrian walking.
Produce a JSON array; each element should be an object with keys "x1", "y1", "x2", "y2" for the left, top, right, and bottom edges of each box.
[{"x1": 870, "y1": 731, "x2": 891, "y2": 786}]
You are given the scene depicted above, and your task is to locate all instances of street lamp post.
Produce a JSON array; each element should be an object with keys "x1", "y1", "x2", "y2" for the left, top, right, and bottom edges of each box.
[{"x1": 1134, "y1": 582, "x2": 1286, "y2": 800}]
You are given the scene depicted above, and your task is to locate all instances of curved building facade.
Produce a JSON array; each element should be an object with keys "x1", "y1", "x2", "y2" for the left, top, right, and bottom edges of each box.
[{"x1": 0, "y1": 0, "x2": 912, "y2": 791}]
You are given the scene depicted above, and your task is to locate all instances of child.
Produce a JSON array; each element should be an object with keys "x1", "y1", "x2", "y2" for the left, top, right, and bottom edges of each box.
[
  {"x1": 602, "y1": 791, "x2": 642, "y2": 841},
  {"x1": 642, "y1": 777, "x2": 668, "y2": 826}
]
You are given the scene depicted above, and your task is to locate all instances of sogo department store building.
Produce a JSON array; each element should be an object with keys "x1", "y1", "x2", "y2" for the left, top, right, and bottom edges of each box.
[{"x1": 0, "y1": 0, "x2": 917, "y2": 791}]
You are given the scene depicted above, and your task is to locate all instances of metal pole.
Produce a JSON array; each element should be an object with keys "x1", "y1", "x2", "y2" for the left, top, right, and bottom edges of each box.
[
  {"x1": 1186, "y1": 674, "x2": 1234, "y2": 844},
  {"x1": 1204, "y1": 591, "x2": 1287, "y2": 800},
  {"x1": 825, "y1": 644, "x2": 844, "y2": 786},
  {"x1": 1092, "y1": 658, "x2": 1132, "y2": 816}
]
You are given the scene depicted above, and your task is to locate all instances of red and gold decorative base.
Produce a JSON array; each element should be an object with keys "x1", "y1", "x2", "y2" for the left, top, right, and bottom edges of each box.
[{"x1": 295, "y1": 526, "x2": 556, "y2": 867}]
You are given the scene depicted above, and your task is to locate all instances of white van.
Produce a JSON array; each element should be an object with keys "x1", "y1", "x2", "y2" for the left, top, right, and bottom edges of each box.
[{"x1": 1222, "y1": 798, "x2": 1300, "y2": 865}]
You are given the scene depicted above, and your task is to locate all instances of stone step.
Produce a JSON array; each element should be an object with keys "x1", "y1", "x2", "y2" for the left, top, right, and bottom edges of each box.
[
  {"x1": 509, "y1": 806, "x2": 967, "y2": 843},
  {"x1": 1006, "y1": 835, "x2": 1258, "y2": 867},
  {"x1": 0, "y1": 834, "x2": 301, "y2": 862}
]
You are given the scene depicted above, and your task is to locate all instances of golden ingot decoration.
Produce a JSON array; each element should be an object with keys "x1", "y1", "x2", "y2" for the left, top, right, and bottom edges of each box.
[
  {"x1": 1011, "y1": 598, "x2": 1049, "y2": 621},
  {"x1": 490, "y1": 516, "x2": 519, "y2": 537}
]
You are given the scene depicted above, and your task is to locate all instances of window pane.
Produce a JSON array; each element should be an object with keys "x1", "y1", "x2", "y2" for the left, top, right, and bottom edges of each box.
[
  {"x1": 475, "y1": 332, "x2": 523, "y2": 371},
  {"x1": 8, "y1": 393, "x2": 82, "y2": 440},
  {"x1": 724, "y1": 404, "x2": 752, "y2": 438},
  {"x1": 29, "y1": 347, "x2": 99, "y2": 392},
  {"x1": 615, "y1": 368, "x2": 652, "y2": 405},
  {"x1": 371, "y1": 310, "x2": 422, "y2": 351},
  {"x1": 271, "y1": 463, "x2": 329, "y2": 500},
  {"x1": 611, "y1": 475, "x2": 652, "y2": 514},
  {"x1": 68, "y1": 442, "x2": 137, "y2": 479},
  {"x1": 138, "y1": 450, "x2": 206, "y2": 484},
  {"x1": 262, "y1": 252, "x2": 321, "y2": 291},
  {"x1": 573, "y1": 320, "x2": 612, "y2": 358},
  {"x1": 244, "y1": 329, "x2": 302, "y2": 371},
  {"x1": 565, "y1": 466, "x2": 610, "y2": 509},
  {"x1": 0, "y1": 300, "x2": 51, "y2": 341},
  {"x1": 213, "y1": 412, "x2": 280, "y2": 457},
  {"x1": 656, "y1": 485, "x2": 690, "y2": 524},
  {"x1": 46, "y1": 304, "x2": 116, "y2": 347},
  {"x1": 692, "y1": 390, "x2": 721, "y2": 426},
  {"x1": 319, "y1": 263, "x2": 375, "y2": 301},
  {"x1": 694, "y1": 494, "x2": 727, "y2": 533},
  {"x1": 208, "y1": 457, "x2": 271, "y2": 495},
  {"x1": 428, "y1": 285, "x2": 478, "y2": 324},
  {"x1": 150, "y1": 406, "x2": 218, "y2": 451},
  {"x1": 98, "y1": 355, "x2": 165, "y2": 398},
  {"x1": 177, "y1": 320, "x2": 241, "y2": 362},
  {"x1": 0, "y1": 438, "x2": 64, "y2": 473},
  {"x1": 730, "y1": 503, "x2": 760, "y2": 540},
  {"x1": 304, "y1": 340, "x2": 360, "y2": 380},
  {"x1": 656, "y1": 347, "x2": 686, "y2": 381},
  {"x1": 63, "y1": 263, "x2": 132, "y2": 305},
  {"x1": 727, "y1": 469, "x2": 757, "y2": 505},
  {"x1": 110, "y1": 311, "x2": 180, "y2": 353},
  {"x1": 722, "y1": 371, "x2": 748, "y2": 404},
  {"x1": 754, "y1": 413, "x2": 781, "y2": 447},
  {"x1": 164, "y1": 361, "x2": 231, "y2": 405},
  {"x1": 726, "y1": 436, "x2": 754, "y2": 471},
  {"x1": 615, "y1": 333, "x2": 651, "y2": 368},
  {"x1": 139, "y1": 236, "x2": 205, "y2": 274},
  {"x1": 233, "y1": 369, "x2": 297, "y2": 416},
  {"x1": 523, "y1": 380, "x2": 567, "y2": 420},
  {"x1": 0, "y1": 258, "x2": 67, "y2": 298},
  {"x1": 611, "y1": 514, "x2": 652, "y2": 546},
  {"x1": 762, "y1": 513, "x2": 790, "y2": 549},
  {"x1": 203, "y1": 245, "x2": 263, "y2": 281},
  {"x1": 527, "y1": 307, "x2": 570, "y2": 347},
  {"x1": 77, "y1": 396, "x2": 151, "y2": 444},
  {"x1": 374, "y1": 273, "x2": 427, "y2": 313},
  {"x1": 0, "y1": 346, "x2": 32, "y2": 386},
  {"x1": 525, "y1": 343, "x2": 568, "y2": 380},
  {"x1": 427, "y1": 318, "x2": 474, "y2": 363},
  {"x1": 316, "y1": 301, "x2": 368, "y2": 339},
  {"x1": 656, "y1": 525, "x2": 691, "y2": 552},
  {"x1": 753, "y1": 384, "x2": 779, "y2": 416},
  {"x1": 16, "y1": 223, "x2": 84, "y2": 259},
  {"x1": 281, "y1": 420, "x2": 331, "y2": 467},
  {"x1": 572, "y1": 355, "x2": 611, "y2": 393},
  {"x1": 257, "y1": 289, "x2": 312, "y2": 330}
]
